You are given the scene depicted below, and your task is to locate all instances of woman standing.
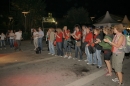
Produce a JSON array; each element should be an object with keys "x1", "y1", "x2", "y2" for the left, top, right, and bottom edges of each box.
[
  {"x1": 48, "y1": 28, "x2": 55, "y2": 55},
  {"x1": 104, "y1": 24, "x2": 125, "y2": 86},
  {"x1": 0, "y1": 33, "x2": 6, "y2": 50},
  {"x1": 93, "y1": 29, "x2": 103, "y2": 68},
  {"x1": 63, "y1": 26, "x2": 72, "y2": 59},
  {"x1": 72, "y1": 24, "x2": 82, "y2": 61},
  {"x1": 55, "y1": 28, "x2": 63, "y2": 57},
  {"x1": 96, "y1": 27, "x2": 113, "y2": 75},
  {"x1": 33, "y1": 29, "x2": 39, "y2": 50},
  {"x1": 9, "y1": 30, "x2": 15, "y2": 49}
]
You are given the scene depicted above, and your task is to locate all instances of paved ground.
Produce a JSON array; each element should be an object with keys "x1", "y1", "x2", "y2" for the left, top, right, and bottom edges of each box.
[{"x1": 0, "y1": 40, "x2": 130, "y2": 86}]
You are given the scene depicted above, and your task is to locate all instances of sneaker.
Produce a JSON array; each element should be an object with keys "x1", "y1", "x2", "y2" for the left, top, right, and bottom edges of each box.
[
  {"x1": 52, "y1": 54, "x2": 55, "y2": 55},
  {"x1": 118, "y1": 83, "x2": 124, "y2": 86},
  {"x1": 64, "y1": 55, "x2": 68, "y2": 58},
  {"x1": 60, "y1": 56, "x2": 63, "y2": 57},
  {"x1": 73, "y1": 58, "x2": 77, "y2": 60},
  {"x1": 48, "y1": 53, "x2": 51, "y2": 54},
  {"x1": 112, "y1": 78, "x2": 119, "y2": 83},
  {"x1": 68, "y1": 56, "x2": 72, "y2": 59},
  {"x1": 84, "y1": 60, "x2": 88, "y2": 62},
  {"x1": 97, "y1": 66, "x2": 102, "y2": 69},
  {"x1": 78, "y1": 60, "x2": 82, "y2": 61},
  {"x1": 87, "y1": 62, "x2": 91, "y2": 65}
]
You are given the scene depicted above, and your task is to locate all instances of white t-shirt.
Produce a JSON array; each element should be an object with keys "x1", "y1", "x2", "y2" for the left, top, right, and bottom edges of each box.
[
  {"x1": 9, "y1": 33, "x2": 15, "y2": 39},
  {"x1": 15, "y1": 32, "x2": 22, "y2": 40},
  {"x1": 0, "y1": 34, "x2": 6, "y2": 40},
  {"x1": 33, "y1": 32, "x2": 39, "y2": 39}
]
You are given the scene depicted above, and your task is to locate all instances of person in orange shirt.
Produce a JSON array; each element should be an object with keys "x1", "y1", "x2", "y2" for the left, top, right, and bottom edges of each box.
[
  {"x1": 63, "y1": 26, "x2": 72, "y2": 59},
  {"x1": 72, "y1": 24, "x2": 82, "y2": 61},
  {"x1": 55, "y1": 28, "x2": 63, "y2": 57}
]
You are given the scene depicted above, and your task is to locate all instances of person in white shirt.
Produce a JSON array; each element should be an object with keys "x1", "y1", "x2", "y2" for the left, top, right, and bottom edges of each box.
[
  {"x1": 33, "y1": 29, "x2": 39, "y2": 50},
  {"x1": 0, "y1": 33, "x2": 6, "y2": 50},
  {"x1": 14, "y1": 29, "x2": 22, "y2": 51},
  {"x1": 9, "y1": 30, "x2": 15, "y2": 49},
  {"x1": 38, "y1": 27, "x2": 44, "y2": 51}
]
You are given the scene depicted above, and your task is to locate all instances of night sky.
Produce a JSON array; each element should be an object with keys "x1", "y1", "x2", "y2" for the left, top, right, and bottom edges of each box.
[{"x1": 0, "y1": 0, "x2": 130, "y2": 18}]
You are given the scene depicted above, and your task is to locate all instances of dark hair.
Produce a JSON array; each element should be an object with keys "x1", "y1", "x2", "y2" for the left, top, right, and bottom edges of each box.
[{"x1": 74, "y1": 24, "x2": 81, "y2": 30}]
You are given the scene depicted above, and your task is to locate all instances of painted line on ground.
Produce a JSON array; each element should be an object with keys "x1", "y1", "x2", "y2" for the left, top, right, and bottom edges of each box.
[
  {"x1": 0, "y1": 56, "x2": 59, "y2": 70},
  {"x1": 65, "y1": 59, "x2": 130, "y2": 86}
]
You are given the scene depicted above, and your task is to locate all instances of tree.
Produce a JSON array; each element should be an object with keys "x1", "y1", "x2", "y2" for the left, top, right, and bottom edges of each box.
[
  {"x1": 64, "y1": 7, "x2": 92, "y2": 30},
  {"x1": 11, "y1": 0, "x2": 46, "y2": 31}
]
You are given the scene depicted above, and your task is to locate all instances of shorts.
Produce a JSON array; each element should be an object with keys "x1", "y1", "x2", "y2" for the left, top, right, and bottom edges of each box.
[
  {"x1": 104, "y1": 49, "x2": 112, "y2": 60},
  {"x1": 112, "y1": 53, "x2": 124, "y2": 72}
]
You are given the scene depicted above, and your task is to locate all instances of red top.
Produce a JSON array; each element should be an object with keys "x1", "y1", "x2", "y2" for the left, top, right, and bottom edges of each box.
[
  {"x1": 56, "y1": 32, "x2": 63, "y2": 42},
  {"x1": 85, "y1": 32, "x2": 93, "y2": 45},
  {"x1": 75, "y1": 31, "x2": 81, "y2": 40},
  {"x1": 64, "y1": 30, "x2": 70, "y2": 40}
]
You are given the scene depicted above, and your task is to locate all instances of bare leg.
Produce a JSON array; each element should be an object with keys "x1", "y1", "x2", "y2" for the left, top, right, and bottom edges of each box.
[
  {"x1": 105, "y1": 60, "x2": 112, "y2": 75},
  {"x1": 117, "y1": 72, "x2": 123, "y2": 84}
]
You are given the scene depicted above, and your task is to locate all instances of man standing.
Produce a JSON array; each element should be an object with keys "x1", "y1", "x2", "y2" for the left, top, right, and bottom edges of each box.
[
  {"x1": 38, "y1": 27, "x2": 44, "y2": 51},
  {"x1": 14, "y1": 29, "x2": 22, "y2": 51}
]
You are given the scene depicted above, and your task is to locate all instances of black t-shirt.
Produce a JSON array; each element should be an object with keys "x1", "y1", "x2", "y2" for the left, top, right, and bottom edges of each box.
[{"x1": 94, "y1": 34, "x2": 102, "y2": 50}]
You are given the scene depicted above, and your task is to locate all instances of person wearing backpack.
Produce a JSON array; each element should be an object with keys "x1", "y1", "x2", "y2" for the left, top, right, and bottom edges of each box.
[{"x1": 104, "y1": 24, "x2": 125, "y2": 86}]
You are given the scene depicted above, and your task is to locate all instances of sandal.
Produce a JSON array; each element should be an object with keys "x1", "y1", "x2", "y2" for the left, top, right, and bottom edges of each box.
[{"x1": 105, "y1": 73, "x2": 112, "y2": 76}]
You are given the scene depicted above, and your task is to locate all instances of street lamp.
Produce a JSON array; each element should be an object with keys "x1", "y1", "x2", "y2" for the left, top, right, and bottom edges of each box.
[
  {"x1": 22, "y1": 11, "x2": 29, "y2": 33},
  {"x1": 8, "y1": 17, "x2": 13, "y2": 29}
]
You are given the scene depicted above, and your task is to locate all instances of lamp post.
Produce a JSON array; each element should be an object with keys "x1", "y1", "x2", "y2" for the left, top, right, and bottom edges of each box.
[
  {"x1": 8, "y1": 17, "x2": 13, "y2": 29},
  {"x1": 22, "y1": 11, "x2": 29, "y2": 33}
]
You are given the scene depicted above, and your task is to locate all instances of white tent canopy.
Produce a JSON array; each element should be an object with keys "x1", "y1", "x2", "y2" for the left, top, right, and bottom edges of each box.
[
  {"x1": 93, "y1": 11, "x2": 120, "y2": 27},
  {"x1": 122, "y1": 15, "x2": 130, "y2": 27}
]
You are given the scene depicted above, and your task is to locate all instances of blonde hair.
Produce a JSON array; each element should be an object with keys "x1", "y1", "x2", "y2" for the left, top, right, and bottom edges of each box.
[
  {"x1": 56, "y1": 28, "x2": 62, "y2": 33},
  {"x1": 114, "y1": 24, "x2": 124, "y2": 32}
]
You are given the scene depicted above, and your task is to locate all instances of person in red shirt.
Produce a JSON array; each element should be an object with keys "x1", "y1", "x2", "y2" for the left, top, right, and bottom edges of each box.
[
  {"x1": 55, "y1": 28, "x2": 63, "y2": 56},
  {"x1": 84, "y1": 27, "x2": 94, "y2": 64},
  {"x1": 72, "y1": 24, "x2": 82, "y2": 61},
  {"x1": 63, "y1": 26, "x2": 72, "y2": 59}
]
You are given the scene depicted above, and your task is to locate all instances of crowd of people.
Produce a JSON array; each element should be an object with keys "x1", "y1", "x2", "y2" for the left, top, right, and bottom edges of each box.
[
  {"x1": 1, "y1": 23, "x2": 130, "y2": 86},
  {"x1": 0, "y1": 29, "x2": 22, "y2": 51},
  {"x1": 44, "y1": 24, "x2": 129, "y2": 86}
]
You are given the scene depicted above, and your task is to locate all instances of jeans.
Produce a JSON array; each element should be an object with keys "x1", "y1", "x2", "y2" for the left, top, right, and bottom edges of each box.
[
  {"x1": 38, "y1": 38, "x2": 43, "y2": 50},
  {"x1": 56, "y1": 42, "x2": 63, "y2": 56},
  {"x1": 10, "y1": 39, "x2": 14, "y2": 48},
  {"x1": 85, "y1": 46, "x2": 92, "y2": 64},
  {"x1": 34, "y1": 38, "x2": 38, "y2": 49},
  {"x1": 0, "y1": 40, "x2": 6, "y2": 48},
  {"x1": 6, "y1": 37, "x2": 10, "y2": 45},
  {"x1": 94, "y1": 49, "x2": 102, "y2": 67},
  {"x1": 49, "y1": 40, "x2": 55, "y2": 54},
  {"x1": 93, "y1": 52, "x2": 97, "y2": 64},
  {"x1": 64, "y1": 40, "x2": 71, "y2": 54},
  {"x1": 75, "y1": 46, "x2": 82, "y2": 60}
]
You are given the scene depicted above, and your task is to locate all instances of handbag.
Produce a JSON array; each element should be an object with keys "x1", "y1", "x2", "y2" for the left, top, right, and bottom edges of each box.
[
  {"x1": 88, "y1": 45, "x2": 96, "y2": 54},
  {"x1": 53, "y1": 40, "x2": 56, "y2": 46},
  {"x1": 14, "y1": 41, "x2": 18, "y2": 47}
]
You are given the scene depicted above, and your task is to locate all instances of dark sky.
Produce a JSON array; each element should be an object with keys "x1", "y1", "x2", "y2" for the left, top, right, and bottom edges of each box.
[
  {"x1": 0, "y1": 0, "x2": 130, "y2": 18},
  {"x1": 45, "y1": 0, "x2": 130, "y2": 18}
]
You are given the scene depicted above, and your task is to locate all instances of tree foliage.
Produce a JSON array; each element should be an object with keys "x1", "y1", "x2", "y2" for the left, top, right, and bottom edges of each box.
[
  {"x1": 11, "y1": 0, "x2": 46, "y2": 31},
  {"x1": 64, "y1": 7, "x2": 92, "y2": 30}
]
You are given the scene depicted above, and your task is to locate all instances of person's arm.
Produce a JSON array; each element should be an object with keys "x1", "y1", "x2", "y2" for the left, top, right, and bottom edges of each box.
[{"x1": 104, "y1": 35, "x2": 124, "y2": 48}]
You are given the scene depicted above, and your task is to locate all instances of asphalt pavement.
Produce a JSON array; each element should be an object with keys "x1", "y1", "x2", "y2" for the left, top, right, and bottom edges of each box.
[{"x1": 0, "y1": 40, "x2": 130, "y2": 86}]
